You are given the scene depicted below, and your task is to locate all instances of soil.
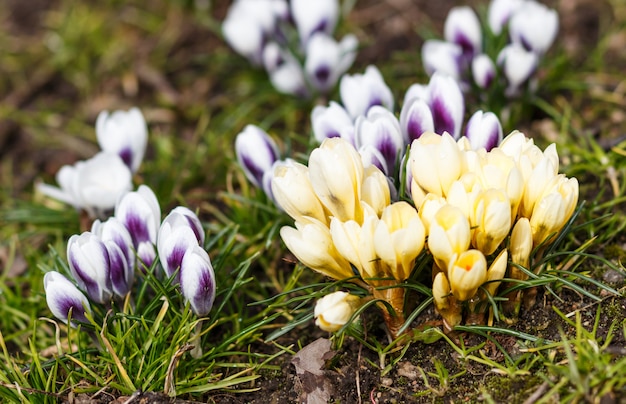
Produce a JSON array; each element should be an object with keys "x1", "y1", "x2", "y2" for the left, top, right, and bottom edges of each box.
[{"x1": 3, "y1": 0, "x2": 626, "y2": 403}]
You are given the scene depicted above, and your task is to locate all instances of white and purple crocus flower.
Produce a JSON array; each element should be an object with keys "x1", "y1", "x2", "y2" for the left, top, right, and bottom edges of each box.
[{"x1": 44, "y1": 271, "x2": 92, "y2": 326}]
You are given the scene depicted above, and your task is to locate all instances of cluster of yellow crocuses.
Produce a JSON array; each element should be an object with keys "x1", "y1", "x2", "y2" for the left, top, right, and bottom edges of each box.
[{"x1": 272, "y1": 130, "x2": 578, "y2": 337}]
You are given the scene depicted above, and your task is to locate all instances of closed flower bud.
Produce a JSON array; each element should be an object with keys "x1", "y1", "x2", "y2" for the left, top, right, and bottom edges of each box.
[
  {"x1": 309, "y1": 138, "x2": 364, "y2": 222},
  {"x1": 305, "y1": 33, "x2": 358, "y2": 93},
  {"x1": 340, "y1": 65, "x2": 394, "y2": 119},
  {"x1": 471, "y1": 188, "x2": 512, "y2": 256},
  {"x1": 180, "y1": 245, "x2": 216, "y2": 317},
  {"x1": 105, "y1": 240, "x2": 133, "y2": 299},
  {"x1": 359, "y1": 144, "x2": 388, "y2": 174},
  {"x1": 410, "y1": 132, "x2": 463, "y2": 197},
  {"x1": 447, "y1": 249, "x2": 488, "y2": 301},
  {"x1": 444, "y1": 6, "x2": 482, "y2": 57},
  {"x1": 67, "y1": 232, "x2": 113, "y2": 304},
  {"x1": 509, "y1": 1, "x2": 559, "y2": 55},
  {"x1": 235, "y1": 124, "x2": 280, "y2": 189},
  {"x1": 374, "y1": 202, "x2": 426, "y2": 281},
  {"x1": 314, "y1": 291, "x2": 362, "y2": 332},
  {"x1": 158, "y1": 210, "x2": 202, "y2": 279},
  {"x1": 115, "y1": 185, "x2": 161, "y2": 248},
  {"x1": 330, "y1": 215, "x2": 379, "y2": 281},
  {"x1": 361, "y1": 165, "x2": 391, "y2": 216},
  {"x1": 471, "y1": 54, "x2": 496, "y2": 89},
  {"x1": 432, "y1": 271, "x2": 462, "y2": 329},
  {"x1": 464, "y1": 110, "x2": 503, "y2": 151},
  {"x1": 44, "y1": 271, "x2": 92, "y2": 326},
  {"x1": 400, "y1": 97, "x2": 434, "y2": 144},
  {"x1": 291, "y1": 0, "x2": 338, "y2": 45},
  {"x1": 271, "y1": 159, "x2": 328, "y2": 225},
  {"x1": 510, "y1": 217, "x2": 532, "y2": 269},
  {"x1": 427, "y1": 72, "x2": 465, "y2": 139},
  {"x1": 355, "y1": 106, "x2": 404, "y2": 175},
  {"x1": 421, "y1": 40, "x2": 464, "y2": 81},
  {"x1": 137, "y1": 240, "x2": 157, "y2": 269},
  {"x1": 311, "y1": 101, "x2": 355, "y2": 144},
  {"x1": 96, "y1": 107, "x2": 148, "y2": 173},
  {"x1": 530, "y1": 176, "x2": 578, "y2": 246},
  {"x1": 488, "y1": 0, "x2": 524, "y2": 35},
  {"x1": 427, "y1": 204, "x2": 471, "y2": 271},
  {"x1": 168, "y1": 207, "x2": 205, "y2": 245},
  {"x1": 483, "y1": 249, "x2": 508, "y2": 297},
  {"x1": 263, "y1": 43, "x2": 309, "y2": 97},
  {"x1": 520, "y1": 153, "x2": 559, "y2": 218},
  {"x1": 91, "y1": 217, "x2": 134, "y2": 278},
  {"x1": 418, "y1": 193, "x2": 447, "y2": 234},
  {"x1": 37, "y1": 152, "x2": 133, "y2": 219}
]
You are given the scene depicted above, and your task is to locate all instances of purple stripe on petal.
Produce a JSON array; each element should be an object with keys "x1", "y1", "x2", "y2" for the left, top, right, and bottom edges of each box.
[
  {"x1": 57, "y1": 295, "x2": 90, "y2": 324},
  {"x1": 431, "y1": 97, "x2": 455, "y2": 137},
  {"x1": 315, "y1": 65, "x2": 331, "y2": 84},
  {"x1": 166, "y1": 244, "x2": 189, "y2": 278},
  {"x1": 193, "y1": 269, "x2": 216, "y2": 317},
  {"x1": 125, "y1": 211, "x2": 151, "y2": 246},
  {"x1": 241, "y1": 155, "x2": 265, "y2": 188},
  {"x1": 119, "y1": 147, "x2": 133, "y2": 169},
  {"x1": 407, "y1": 117, "x2": 426, "y2": 142},
  {"x1": 377, "y1": 134, "x2": 398, "y2": 172}
]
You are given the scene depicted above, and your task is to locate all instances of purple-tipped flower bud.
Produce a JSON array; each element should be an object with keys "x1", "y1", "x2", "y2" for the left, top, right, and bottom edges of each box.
[
  {"x1": 96, "y1": 107, "x2": 148, "y2": 173},
  {"x1": 137, "y1": 241, "x2": 157, "y2": 269},
  {"x1": 67, "y1": 232, "x2": 113, "y2": 304},
  {"x1": 157, "y1": 209, "x2": 203, "y2": 279},
  {"x1": 115, "y1": 185, "x2": 161, "y2": 248},
  {"x1": 340, "y1": 65, "x2": 394, "y2": 119},
  {"x1": 471, "y1": 54, "x2": 496, "y2": 89},
  {"x1": 291, "y1": 0, "x2": 338, "y2": 45},
  {"x1": 263, "y1": 42, "x2": 309, "y2": 97},
  {"x1": 400, "y1": 97, "x2": 435, "y2": 143},
  {"x1": 509, "y1": 1, "x2": 559, "y2": 55},
  {"x1": 180, "y1": 245, "x2": 216, "y2": 317},
  {"x1": 421, "y1": 40, "x2": 464, "y2": 81},
  {"x1": 354, "y1": 106, "x2": 404, "y2": 175},
  {"x1": 91, "y1": 217, "x2": 134, "y2": 279},
  {"x1": 428, "y1": 72, "x2": 465, "y2": 139},
  {"x1": 311, "y1": 101, "x2": 355, "y2": 144},
  {"x1": 105, "y1": 241, "x2": 133, "y2": 299},
  {"x1": 168, "y1": 207, "x2": 205, "y2": 245},
  {"x1": 305, "y1": 33, "x2": 358, "y2": 93},
  {"x1": 358, "y1": 144, "x2": 388, "y2": 174},
  {"x1": 464, "y1": 110, "x2": 503, "y2": 151},
  {"x1": 44, "y1": 271, "x2": 92, "y2": 326},
  {"x1": 488, "y1": 0, "x2": 524, "y2": 35},
  {"x1": 235, "y1": 124, "x2": 280, "y2": 189},
  {"x1": 444, "y1": 6, "x2": 482, "y2": 57}
]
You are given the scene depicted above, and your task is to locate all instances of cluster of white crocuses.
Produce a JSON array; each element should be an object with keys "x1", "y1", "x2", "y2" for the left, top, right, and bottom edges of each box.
[
  {"x1": 43, "y1": 185, "x2": 216, "y2": 327},
  {"x1": 235, "y1": 66, "x2": 505, "y2": 206},
  {"x1": 422, "y1": 0, "x2": 559, "y2": 97},
  {"x1": 273, "y1": 130, "x2": 578, "y2": 338},
  {"x1": 222, "y1": 0, "x2": 358, "y2": 97},
  {"x1": 37, "y1": 108, "x2": 148, "y2": 219}
]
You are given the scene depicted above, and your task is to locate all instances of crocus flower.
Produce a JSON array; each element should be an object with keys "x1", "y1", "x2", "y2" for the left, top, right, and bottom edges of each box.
[
  {"x1": 263, "y1": 42, "x2": 309, "y2": 97},
  {"x1": 464, "y1": 110, "x2": 503, "y2": 151},
  {"x1": 37, "y1": 152, "x2": 133, "y2": 219},
  {"x1": 235, "y1": 124, "x2": 280, "y2": 189},
  {"x1": 280, "y1": 219, "x2": 353, "y2": 280},
  {"x1": 304, "y1": 32, "x2": 358, "y2": 93},
  {"x1": 354, "y1": 106, "x2": 404, "y2": 175},
  {"x1": 483, "y1": 249, "x2": 508, "y2": 297},
  {"x1": 309, "y1": 137, "x2": 364, "y2": 222},
  {"x1": 509, "y1": 1, "x2": 559, "y2": 55},
  {"x1": 447, "y1": 249, "x2": 487, "y2": 301},
  {"x1": 95, "y1": 107, "x2": 148, "y2": 173},
  {"x1": 497, "y1": 43, "x2": 538, "y2": 97},
  {"x1": 115, "y1": 185, "x2": 161, "y2": 248},
  {"x1": 106, "y1": 240, "x2": 133, "y2": 299},
  {"x1": 311, "y1": 101, "x2": 355, "y2": 144},
  {"x1": 529, "y1": 176, "x2": 579, "y2": 246},
  {"x1": 421, "y1": 40, "x2": 464, "y2": 81},
  {"x1": 358, "y1": 144, "x2": 388, "y2": 175},
  {"x1": 488, "y1": 0, "x2": 524, "y2": 35},
  {"x1": 168, "y1": 206, "x2": 205, "y2": 245},
  {"x1": 67, "y1": 232, "x2": 113, "y2": 304},
  {"x1": 471, "y1": 54, "x2": 496, "y2": 90},
  {"x1": 427, "y1": 204, "x2": 471, "y2": 271},
  {"x1": 180, "y1": 245, "x2": 216, "y2": 317},
  {"x1": 340, "y1": 65, "x2": 394, "y2": 119},
  {"x1": 410, "y1": 132, "x2": 463, "y2": 197},
  {"x1": 91, "y1": 217, "x2": 134, "y2": 279},
  {"x1": 157, "y1": 209, "x2": 203, "y2": 279},
  {"x1": 399, "y1": 97, "x2": 434, "y2": 144},
  {"x1": 471, "y1": 188, "x2": 511, "y2": 256},
  {"x1": 291, "y1": 0, "x2": 338, "y2": 45},
  {"x1": 444, "y1": 6, "x2": 482, "y2": 57},
  {"x1": 428, "y1": 72, "x2": 465, "y2": 139},
  {"x1": 314, "y1": 291, "x2": 362, "y2": 332},
  {"x1": 44, "y1": 271, "x2": 92, "y2": 326},
  {"x1": 271, "y1": 159, "x2": 328, "y2": 225}
]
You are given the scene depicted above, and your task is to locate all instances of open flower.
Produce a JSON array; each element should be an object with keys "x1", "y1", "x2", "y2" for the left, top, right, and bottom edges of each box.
[
  {"x1": 447, "y1": 249, "x2": 488, "y2": 301},
  {"x1": 96, "y1": 107, "x2": 148, "y2": 173},
  {"x1": 314, "y1": 291, "x2": 362, "y2": 332},
  {"x1": 44, "y1": 271, "x2": 92, "y2": 326},
  {"x1": 37, "y1": 152, "x2": 133, "y2": 219}
]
